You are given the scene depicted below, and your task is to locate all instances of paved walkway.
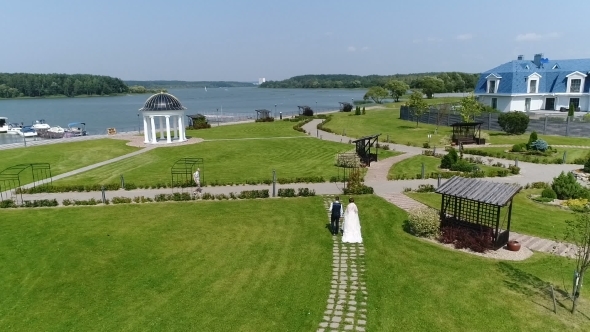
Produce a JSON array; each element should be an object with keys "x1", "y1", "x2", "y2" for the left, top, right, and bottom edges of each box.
[
  {"x1": 364, "y1": 153, "x2": 415, "y2": 182},
  {"x1": 464, "y1": 144, "x2": 590, "y2": 149},
  {"x1": 319, "y1": 197, "x2": 367, "y2": 332}
]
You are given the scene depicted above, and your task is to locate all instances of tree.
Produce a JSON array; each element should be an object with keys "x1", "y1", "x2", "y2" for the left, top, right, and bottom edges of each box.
[
  {"x1": 385, "y1": 80, "x2": 409, "y2": 102},
  {"x1": 407, "y1": 90, "x2": 428, "y2": 127},
  {"x1": 436, "y1": 103, "x2": 451, "y2": 128},
  {"x1": 459, "y1": 93, "x2": 482, "y2": 122},
  {"x1": 497, "y1": 111, "x2": 529, "y2": 135},
  {"x1": 418, "y1": 76, "x2": 445, "y2": 98},
  {"x1": 363, "y1": 86, "x2": 388, "y2": 104},
  {"x1": 565, "y1": 213, "x2": 590, "y2": 313},
  {"x1": 569, "y1": 102, "x2": 575, "y2": 117}
]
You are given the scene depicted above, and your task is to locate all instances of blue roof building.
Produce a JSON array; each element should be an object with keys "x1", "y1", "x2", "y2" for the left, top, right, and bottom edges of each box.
[{"x1": 475, "y1": 54, "x2": 590, "y2": 112}]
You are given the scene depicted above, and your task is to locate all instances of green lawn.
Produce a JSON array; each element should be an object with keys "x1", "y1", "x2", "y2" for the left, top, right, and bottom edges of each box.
[
  {"x1": 0, "y1": 198, "x2": 331, "y2": 331},
  {"x1": 487, "y1": 131, "x2": 590, "y2": 146},
  {"x1": 0, "y1": 139, "x2": 139, "y2": 184},
  {"x1": 186, "y1": 120, "x2": 306, "y2": 140},
  {"x1": 53, "y1": 137, "x2": 381, "y2": 186},
  {"x1": 464, "y1": 146, "x2": 590, "y2": 164},
  {"x1": 388, "y1": 155, "x2": 507, "y2": 180},
  {"x1": 362, "y1": 196, "x2": 590, "y2": 331},
  {"x1": 406, "y1": 189, "x2": 575, "y2": 240}
]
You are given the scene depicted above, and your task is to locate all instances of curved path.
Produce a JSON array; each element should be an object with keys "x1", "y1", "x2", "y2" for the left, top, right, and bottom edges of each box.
[{"x1": 319, "y1": 196, "x2": 367, "y2": 332}]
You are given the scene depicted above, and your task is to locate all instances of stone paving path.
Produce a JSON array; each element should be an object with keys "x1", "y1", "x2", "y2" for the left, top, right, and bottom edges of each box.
[
  {"x1": 319, "y1": 197, "x2": 367, "y2": 332},
  {"x1": 364, "y1": 153, "x2": 415, "y2": 182},
  {"x1": 377, "y1": 193, "x2": 429, "y2": 212}
]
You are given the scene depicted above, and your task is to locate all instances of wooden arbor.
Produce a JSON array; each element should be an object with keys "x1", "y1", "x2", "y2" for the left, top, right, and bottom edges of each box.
[
  {"x1": 436, "y1": 176, "x2": 521, "y2": 249},
  {"x1": 352, "y1": 134, "x2": 381, "y2": 166},
  {"x1": 450, "y1": 122, "x2": 484, "y2": 145},
  {"x1": 255, "y1": 109, "x2": 271, "y2": 120},
  {"x1": 335, "y1": 153, "x2": 360, "y2": 189}
]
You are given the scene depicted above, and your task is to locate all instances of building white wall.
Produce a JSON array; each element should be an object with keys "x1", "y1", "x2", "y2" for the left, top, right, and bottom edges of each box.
[{"x1": 477, "y1": 93, "x2": 590, "y2": 112}]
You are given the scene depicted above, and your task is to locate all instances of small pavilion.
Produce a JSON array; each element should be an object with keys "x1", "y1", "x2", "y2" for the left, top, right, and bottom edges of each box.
[
  {"x1": 450, "y1": 122, "x2": 484, "y2": 145},
  {"x1": 139, "y1": 92, "x2": 187, "y2": 144},
  {"x1": 255, "y1": 109, "x2": 271, "y2": 120},
  {"x1": 352, "y1": 134, "x2": 381, "y2": 166},
  {"x1": 436, "y1": 176, "x2": 521, "y2": 249}
]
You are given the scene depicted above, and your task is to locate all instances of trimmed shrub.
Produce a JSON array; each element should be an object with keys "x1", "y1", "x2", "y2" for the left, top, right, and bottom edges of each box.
[
  {"x1": 530, "y1": 139, "x2": 549, "y2": 152},
  {"x1": 508, "y1": 165, "x2": 520, "y2": 175},
  {"x1": 341, "y1": 103, "x2": 353, "y2": 112},
  {"x1": 439, "y1": 226, "x2": 493, "y2": 253},
  {"x1": 415, "y1": 184, "x2": 435, "y2": 193},
  {"x1": 450, "y1": 159, "x2": 475, "y2": 172},
  {"x1": 584, "y1": 157, "x2": 590, "y2": 173},
  {"x1": 498, "y1": 111, "x2": 529, "y2": 134},
  {"x1": 440, "y1": 148, "x2": 459, "y2": 169},
  {"x1": 302, "y1": 107, "x2": 314, "y2": 117},
  {"x1": 297, "y1": 188, "x2": 316, "y2": 197},
  {"x1": 343, "y1": 185, "x2": 374, "y2": 195},
  {"x1": 278, "y1": 188, "x2": 296, "y2": 197},
  {"x1": 541, "y1": 188, "x2": 557, "y2": 199},
  {"x1": 511, "y1": 143, "x2": 527, "y2": 152},
  {"x1": 527, "y1": 131, "x2": 538, "y2": 149},
  {"x1": 404, "y1": 208, "x2": 440, "y2": 239},
  {"x1": 551, "y1": 171, "x2": 589, "y2": 200}
]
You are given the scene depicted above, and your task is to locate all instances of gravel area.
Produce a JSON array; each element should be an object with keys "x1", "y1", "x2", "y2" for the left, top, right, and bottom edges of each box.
[{"x1": 423, "y1": 238, "x2": 534, "y2": 261}]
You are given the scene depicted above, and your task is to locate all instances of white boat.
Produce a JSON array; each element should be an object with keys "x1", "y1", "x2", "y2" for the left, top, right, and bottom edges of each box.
[
  {"x1": 204, "y1": 86, "x2": 207, "y2": 92},
  {"x1": 48, "y1": 126, "x2": 65, "y2": 133},
  {"x1": 0, "y1": 117, "x2": 7, "y2": 133},
  {"x1": 18, "y1": 126, "x2": 37, "y2": 137},
  {"x1": 65, "y1": 122, "x2": 87, "y2": 137},
  {"x1": 32, "y1": 119, "x2": 50, "y2": 130},
  {"x1": 7, "y1": 123, "x2": 22, "y2": 135}
]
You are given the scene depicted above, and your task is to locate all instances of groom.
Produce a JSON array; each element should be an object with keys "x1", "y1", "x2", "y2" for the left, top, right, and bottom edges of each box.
[{"x1": 329, "y1": 196, "x2": 344, "y2": 236}]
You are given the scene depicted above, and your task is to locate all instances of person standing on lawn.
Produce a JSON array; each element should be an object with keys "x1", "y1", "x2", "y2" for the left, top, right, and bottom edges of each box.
[
  {"x1": 193, "y1": 168, "x2": 201, "y2": 194},
  {"x1": 329, "y1": 196, "x2": 344, "y2": 236}
]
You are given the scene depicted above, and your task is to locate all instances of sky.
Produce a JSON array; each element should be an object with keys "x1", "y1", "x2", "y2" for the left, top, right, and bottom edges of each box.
[{"x1": 2, "y1": 0, "x2": 590, "y2": 81}]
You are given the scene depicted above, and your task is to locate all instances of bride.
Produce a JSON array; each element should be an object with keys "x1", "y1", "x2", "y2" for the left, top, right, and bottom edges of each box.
[{"x1": 342, "y1": 197, "x2": 362, "y2": 243}]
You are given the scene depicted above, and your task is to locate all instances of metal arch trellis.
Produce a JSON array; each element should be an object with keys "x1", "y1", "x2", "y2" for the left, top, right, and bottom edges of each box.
[
  {"x1": 0, "y1": 163, "x2": 52, "y2": 204},
  {"x1": 335, "y1": 153, "x2": 360, "y2": 189},
  {"x1": 170, "y1": 158, "x2": 204, "y2": 192}
]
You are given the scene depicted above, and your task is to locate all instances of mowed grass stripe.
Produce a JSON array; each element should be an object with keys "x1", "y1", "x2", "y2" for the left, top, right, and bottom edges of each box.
[
  {"x1": 187, "y1": 120, "x2": 306, "y2": 140},
  {"x1": 54, "y1": 137, "x2": 354, "y2": 186},
  {"x1": 0, "y1": 198, "x2": 331, "y2": 331}
]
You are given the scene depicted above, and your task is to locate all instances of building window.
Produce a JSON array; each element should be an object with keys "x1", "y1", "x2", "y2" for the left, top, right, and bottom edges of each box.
[
  {"x1": 529, "y1": 79, "x2": 537, "y2": 93},
  {"x1": 570, "y1": 98, "x2": 580, "y2": 109},
  {"x1": 488, "y1": 80, "x2": 496, "y2": 93},
  {"x1": 570, "y1": 79, "x2": 581, "y2": 93},
  {"x1": 491, "y1": 98, "x2": 497, "y2": 110}
]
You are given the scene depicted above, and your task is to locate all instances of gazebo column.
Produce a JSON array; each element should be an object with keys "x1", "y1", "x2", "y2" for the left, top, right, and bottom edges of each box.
[
  {"x1": 143, "y1": 116, "x2": 149, "y2": 143},
  {"x1": 159, "y1": 117, "x2": 164, "y2": 140},
  {"x1": 173, "y1": 115, "x2": 178, "y2": 139},
  {"x1": 150, "y1": 116, "x2": 157, "y2": 143},
  {"x1": 165, "y1": 116, "x2": 172, "y2": 143},
  {"x1": 178, "y1": 116, "x2": 185, "y2": 141}
]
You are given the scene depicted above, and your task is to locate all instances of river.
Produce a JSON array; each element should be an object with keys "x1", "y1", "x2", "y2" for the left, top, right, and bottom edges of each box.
[{"x1": 0, "y1": 87, "x2": 367, "y2": 145}]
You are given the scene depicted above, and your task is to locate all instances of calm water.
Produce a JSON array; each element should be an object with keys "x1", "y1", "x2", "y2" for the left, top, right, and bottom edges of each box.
[{"x1": 0, "y1": 87, "x2": 366, "y2": 144}]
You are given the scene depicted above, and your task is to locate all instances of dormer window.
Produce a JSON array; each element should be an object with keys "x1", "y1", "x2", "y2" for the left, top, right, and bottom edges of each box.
[
  {"x1": 485, "y1": 73, "x2": 501, "y2": 94},
  {"x1": 566, "y1": 71, "x2": 587, "y2": 94},
  {"x1": 570, "y1": 79, "x2": 581, "y2": 93},
  {"x1": 552, "y1": 64, "x2": 560, "y2": 70},
  {"x1": 527, "y1": 72, "x2": 541, "y2": 94}
]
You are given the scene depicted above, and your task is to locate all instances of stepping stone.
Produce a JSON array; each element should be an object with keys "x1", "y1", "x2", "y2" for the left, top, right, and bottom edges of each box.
[
  {"x1": 323, "y1": 316, "x2": 330, "y2": 321},
  {"x1": 334, "y1": 310, "x2": 343, "y2": 316},
  {"x1": 329, "y1": 322, "x2": 339, "y2": 329},
  {"x1": 319, "y1": 322, "x2": 328, "y2": 328},
  {"x1": 346, "y1": 312, "x2": 355, "y2": 317},
  {"x1": 356, "y1": 326, "x2": 366, "y2": 331},
  {"x1": 331, "y1": 316, "x2": 342, "y2": 323},
  {"x1": 324, "y1": 310, "x2": 333, "y2": 315},
  {"x1": 335, "y1": 305, "x2": 343, "y2": 310},
  {"x1": 348, "y1": 306, "x2": 357, "y2": 311},
  {"x1": 358, "y1": 319, "x2": 366, "y2": 325},
  {"x1": 344, "y1": 325, "x2": 354, "y2": 330}
]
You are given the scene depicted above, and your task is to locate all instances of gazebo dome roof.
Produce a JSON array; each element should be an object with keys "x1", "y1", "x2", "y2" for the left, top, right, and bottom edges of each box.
[{"x1": 140, "y1": 92, "x2": 187, "y2": 111}]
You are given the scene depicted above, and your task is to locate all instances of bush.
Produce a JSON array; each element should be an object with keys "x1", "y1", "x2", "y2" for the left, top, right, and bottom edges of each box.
[
  {"x1": 404, "y1": 208, "x2": 440, "y2": 239},
  {"x1": 297, "y1": 188, "x2": 316, "y2": 197},
  {"x1": 355, "y1": 106, "x2": 361, "y2": 116},
  {"x1": 530, "y1": 181, "x2": 549, "y2": 189},
  {"x1": 541, "y1": 188, "x2": 557, "y2": 199},
  {"x1": 498, "y1": 111, "x2": 529, "y2": 135},
  {"x1": 423, "y1": 142, "x2": 430, "y2": 148},
  {"x1": 511, "y1": 143, "x2": 527, "y2": 152},
  {"x1": 415, "y1": 184, "x2": 435, "y2": 193},
  {"x1": 112, "y1": 196, "x2": 132, "y2": 204},
  {"x1": 551, "y1": 171, "x2": 589, "y2": 200},
  {"x1": 527, "y1": 131, "x2": 538, "y2": 149},
  {"x1": 302, "y1": 107, "x2": 314, "y2": 117},
  {"x1": 508, "y1": 165, "x2": 520, "y2": 175},
  {"x1": 563, "y1": 198, "x2": 589, "y2": 212},
  {"x1": 278, "y1": 188, "x2": 296, "y2": 197},
  {"x1": 530, "y1": 139, "x2": 549, "y2": 152},
  {"x1": 362, "y1": 107, "x2": 366, "y2": 115},
  {"x1": 255, "y1": 117, "x2": 275, "y2": 122},
  {"x1": 238, "y1": 190, "x2": 269, "y2": 199},
  {"x1": 450, "y1": 159, "x2": 475, "y2": 172},
  {"x1": 341, "y1": 103, "x2": 353, "y2": 112},
  {"x1": 440, "y1": 148, "x2": 459, "y2": 169},
  {"x1": 343, "y1": 185, "x2": 374, "y2": 195},
  {"x1": 584, "y1": 157, "x2": 590, "y2": 173},
  {"x1": 439, "y1": 226, "x2": 493, "y2": 253}
]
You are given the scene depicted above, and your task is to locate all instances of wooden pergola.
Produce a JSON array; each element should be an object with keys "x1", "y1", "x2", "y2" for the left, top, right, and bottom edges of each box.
[
  {"x1": 351, "y1": 134, "x2": 381, "y2": 166},
  {"x1": 255, "y1": 109, "x2": 271, "y2": 120},
  {"x1": 450, "y1": 122, "x2": 484, "y2": 145},
  {"x1": 297, "y1": 105, "x2": 312, "y2": 115},
  {"x1": 436, "y1": 176, "x2": 521, "y2": 249},
  {"x1": 339, "y1": 102, "x2": 352, "y2": 111}
]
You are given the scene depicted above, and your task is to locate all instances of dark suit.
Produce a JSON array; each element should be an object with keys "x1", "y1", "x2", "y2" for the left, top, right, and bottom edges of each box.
[{"x1": 330, "y1": 201, "x2": 342, "y2": 235}]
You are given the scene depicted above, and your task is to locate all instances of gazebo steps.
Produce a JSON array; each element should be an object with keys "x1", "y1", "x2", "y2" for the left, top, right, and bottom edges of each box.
[{"x1": 509, "y1": 232, "x2": 577, "y2": 258}]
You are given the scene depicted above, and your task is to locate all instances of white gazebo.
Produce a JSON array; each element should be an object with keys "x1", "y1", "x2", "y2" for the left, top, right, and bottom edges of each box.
[{"x1": 139, "y1": 92, "x2": 188, "y2": 144}]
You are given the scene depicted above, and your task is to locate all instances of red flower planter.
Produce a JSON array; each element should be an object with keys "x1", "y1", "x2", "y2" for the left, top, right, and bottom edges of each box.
[{"x1": 507, "y1": 240, "x2": 521, "y2": 252}]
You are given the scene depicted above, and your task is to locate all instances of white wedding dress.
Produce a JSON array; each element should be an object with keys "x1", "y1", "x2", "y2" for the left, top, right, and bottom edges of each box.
[{"x1": 342, "y1": 203, "x2": 363, "y2": 243}]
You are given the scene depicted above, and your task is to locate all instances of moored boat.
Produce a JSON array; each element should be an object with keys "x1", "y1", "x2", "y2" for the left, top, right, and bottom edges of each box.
[
  {"x1": 0, "y1": 117, "x2": 7, "y2": 133},
  {"x1": 17, "y1": 126, "x2": 37, "y2": 137},
  {"x1": 7, "y1": 123, "x2": 22, "y2": 134},
  {"x1": 32, "y1": 119, "x2": 50, "y2": 130}
]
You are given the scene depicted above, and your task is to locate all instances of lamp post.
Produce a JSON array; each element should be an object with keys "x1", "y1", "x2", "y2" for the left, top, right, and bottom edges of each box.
[
  {"x1": 137, "y1": 113, "x2": 140, "y2": 134},
  {"x1": 275, "y1": 104, "x2": 277, "y2": 118},
  {"x1": 217, "y1": 108, "x2": 219, "y2": 126}
]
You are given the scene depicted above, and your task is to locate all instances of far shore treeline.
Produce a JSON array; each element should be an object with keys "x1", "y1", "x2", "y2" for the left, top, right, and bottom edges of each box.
[
  {"x1": 259, "y1": 73, "x2": 479, "y2": 92},
  {"x1": 0, "y1": 73, "x2": 165, "y2": 99}
]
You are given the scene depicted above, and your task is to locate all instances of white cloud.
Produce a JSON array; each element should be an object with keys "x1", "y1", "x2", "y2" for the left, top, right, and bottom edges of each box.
[
  {"x1": 456, "y1": 33, "x2": 473, "y2": 41},
  {"x1": 324, "y1": 31, "x2": 333, "y2": 37},
  {"x1": 412, "y1": 39, "x2": 422, "y2": 44},
  {"x1": 347, "y1": 46, "x2": 356, "y2": 52},
  {"x1": 515, "y1": 32, "x2": 559, "y2": 41},
  {"x1": 361, "y1": 46, "x2": 369, "y2": 52}
]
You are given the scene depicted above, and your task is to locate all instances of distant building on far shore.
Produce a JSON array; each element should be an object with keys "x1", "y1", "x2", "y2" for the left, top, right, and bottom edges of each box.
[{"x1": 258, "y1": 78, "x2": 266, "y2": 85}]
